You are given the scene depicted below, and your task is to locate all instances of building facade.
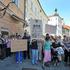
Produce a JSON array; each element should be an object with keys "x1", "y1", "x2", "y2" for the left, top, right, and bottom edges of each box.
[
  {"x1": 47, "y1": 9, "x2": 63, "y2": 36},
  {"x1": 62, "y1": 25, "x2": 70, "y2": 36},
  {"x1": 23, "y1": 0, "x2": 48, "y2": 35},
  {"x1": 1, "y1": 0, "x2": 66, "y2": 37},
  {"x1": 0, "y1": 0, "x2": 26, "y2": 36},
  {"x1": 45, "y1": 24, "x2": 57, "y2": 36},
  {"x1": 0, "y1": 0, "x2": 49, "y2": 36}
]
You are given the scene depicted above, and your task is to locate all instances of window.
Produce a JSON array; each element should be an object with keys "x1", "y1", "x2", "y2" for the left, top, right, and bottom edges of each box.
[
  {"x1": 56, "y1": 18, "x2": 57, "y2": 20},
  {"x1": 12, "y1": 0, "x2": 18, "y2": 6},
  {"x1": 35, "y1": 8, "x2": 38, "y2": 17},
  {"x1": 31, "y1": 1, "x2": 33, "y2": 11},
  {"x1": 26, "y1": 6, "x2": 29, "y2": 18},
  {"x1": 33, "y1": 5, "x2": 35, "y2": 13},
  {"x1": 28, "y1": 0, "x2": 31, "y2": 8}
]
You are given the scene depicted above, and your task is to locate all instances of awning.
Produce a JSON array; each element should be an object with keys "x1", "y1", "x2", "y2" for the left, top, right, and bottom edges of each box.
[{"x1": 63, "y1": 25, "x2": 70, "y2": 30}]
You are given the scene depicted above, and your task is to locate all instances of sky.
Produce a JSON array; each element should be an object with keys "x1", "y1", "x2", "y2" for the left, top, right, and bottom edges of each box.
[{"x1": 39, "y1": 0, "x2": 70, "y2": 26}]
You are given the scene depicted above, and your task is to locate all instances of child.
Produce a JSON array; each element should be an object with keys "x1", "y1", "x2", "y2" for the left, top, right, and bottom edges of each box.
[{"x1": 31, "y1": 39, "x2": 38, "y2": 64}]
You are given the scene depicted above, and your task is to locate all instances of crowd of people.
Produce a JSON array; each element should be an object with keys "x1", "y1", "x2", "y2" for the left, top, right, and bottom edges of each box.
[{"x1": 0, "y1": 32, "x2": 70, "y2": 67}]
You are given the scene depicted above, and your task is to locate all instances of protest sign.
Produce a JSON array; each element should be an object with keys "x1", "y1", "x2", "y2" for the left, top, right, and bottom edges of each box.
[{"x1": 11, "y1": 39, "x2": 27, "y2": 52}]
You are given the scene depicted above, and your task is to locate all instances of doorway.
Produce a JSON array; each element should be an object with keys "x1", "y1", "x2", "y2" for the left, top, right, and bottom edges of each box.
[{"x1": 1, "y1": 31, "x2": 9, "y2": 36}]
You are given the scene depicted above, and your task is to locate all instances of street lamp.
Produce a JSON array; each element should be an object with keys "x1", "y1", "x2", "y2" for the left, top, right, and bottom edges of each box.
[{"x1": 0, "y1": 1, "x2": 15, "y2": 18}]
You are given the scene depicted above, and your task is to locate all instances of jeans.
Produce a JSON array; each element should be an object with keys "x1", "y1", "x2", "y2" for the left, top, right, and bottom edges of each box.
[
  {"x1": 16, "y1": 51, "x2": 23, "y2": 62},
  {"x1": 31, "y1": 49, "x2": 38, "y2": 64},
  {"x1": 23, "y1": 51, "x2": 27, "y2": 59},
  {"x1": 64, "y1": 49, "x2": 70, "y2": 63}
]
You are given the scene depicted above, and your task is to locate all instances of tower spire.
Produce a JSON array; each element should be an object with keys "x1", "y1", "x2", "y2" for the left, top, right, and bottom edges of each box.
[{"x1": 55, "y1": 8, "x2": 58, "y2": 13}]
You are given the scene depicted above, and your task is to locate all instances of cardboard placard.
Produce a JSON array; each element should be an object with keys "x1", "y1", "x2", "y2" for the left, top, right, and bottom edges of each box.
[{"x1": 11, "y1": 39, "x2": 27, "y2": 52}]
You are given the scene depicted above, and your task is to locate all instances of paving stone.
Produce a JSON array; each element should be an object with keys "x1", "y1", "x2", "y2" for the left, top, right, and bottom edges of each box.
[{"x1": 0, "y1": 56, "x2": 70, "y2": 70}]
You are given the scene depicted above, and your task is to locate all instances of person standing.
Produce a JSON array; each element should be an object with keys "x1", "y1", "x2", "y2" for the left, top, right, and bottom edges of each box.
[
  {"x1": 1, "y1": 35, "x2": 7, "y2": 59},
  {"x1": 15, "y1": 35, "x2": 23, "y2": 63},
  {"x1": 22, "y1": 31, "x2": 31, "y2": 59},
  {"x1": 31, "y1": 39, "x2": 38, "y2": 64},
  {"x1": 0, "y1": 34, "x2": 4, "y2": 59},
  {"x1": 37, "y1": 39, "x2": 43, "y2": 61},
  {"x1": 22, "y1": 32, "x2": 28, "y2": 59},
  {"x1": 63, "y1": 36, "x2": 70, "y2": 65},
  {"x1": 43, "y1": 34, "x2": 52, "y2": 67},
  {"x1": 5, "y1": 35, "x2": 11, "y2": 57},
  {"x1": 27, "y1": 33, "x2": 31, "y2": 59}
]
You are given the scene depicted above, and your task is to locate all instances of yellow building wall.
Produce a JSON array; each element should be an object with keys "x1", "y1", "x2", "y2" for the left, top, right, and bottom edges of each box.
[
  {"x1": 0, "y1": 0, "x2": 24, "y2": 35},
  {"x1": 1, "y1": 0, "x2": 23, "y2": 18},
  {"x1": 0, "y1": 0, "x2": 49, "y2": 35},
  {"x1": 18, "y1": 0, "x2": 24, "y2": 14}
]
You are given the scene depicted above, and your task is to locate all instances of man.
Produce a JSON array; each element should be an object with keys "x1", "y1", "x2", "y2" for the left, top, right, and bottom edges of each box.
[
  {"x1": 63, "y1": 36, "x2": 70, "y2": 65},
  {"x1": 0, "y1": 34, "x2": 6, "y2": 59},
  {"x1": 22, "y1": 30, "x2": 31, "y2": 59}
]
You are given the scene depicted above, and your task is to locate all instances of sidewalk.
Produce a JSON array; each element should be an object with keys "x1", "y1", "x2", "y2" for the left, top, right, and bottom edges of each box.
[{"x1": 0, "y1": 56, "x2": 70, "y2": 70}]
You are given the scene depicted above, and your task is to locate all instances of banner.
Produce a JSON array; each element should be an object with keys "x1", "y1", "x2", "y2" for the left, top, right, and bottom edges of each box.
[{"x1": 11, "y1": 39, "x2": 27, "y2": 52}]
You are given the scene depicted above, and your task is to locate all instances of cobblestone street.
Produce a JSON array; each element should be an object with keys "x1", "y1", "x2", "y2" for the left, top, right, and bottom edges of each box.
[
  {"x1": 0, "y1": 56, "x2": 70, "y2": 70},
  {"x1": 0, "y1": 0, "x2": 70, "y2": 70}
]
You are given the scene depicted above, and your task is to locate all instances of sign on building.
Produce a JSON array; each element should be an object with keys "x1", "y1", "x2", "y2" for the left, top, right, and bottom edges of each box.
[{"x1": 30, "y1": 19, "x2": 43, "y2": 39}]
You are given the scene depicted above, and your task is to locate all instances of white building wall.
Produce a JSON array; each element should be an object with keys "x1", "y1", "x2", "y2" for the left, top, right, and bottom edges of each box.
[
  {"x1": 48, "y1": 16, "x2": 63, "y2": 36},
  {"x1": 48, "y1": 16, "x2": 58, "y2": 25},
  {"x1": 24, "y1": 0, "x2": 48, "y2": 36}
]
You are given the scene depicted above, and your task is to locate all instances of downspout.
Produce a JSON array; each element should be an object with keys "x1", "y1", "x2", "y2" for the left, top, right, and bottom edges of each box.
[{"x1": 23, "y1": 0, "x2": 26, "y2": 27}]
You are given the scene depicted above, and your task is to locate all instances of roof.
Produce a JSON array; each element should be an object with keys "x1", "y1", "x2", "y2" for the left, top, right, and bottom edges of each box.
[
  {"x1": 48, "y1": 13, "x2": 63, "y2": 20},
  {"x1": 38, "y1": 0, "x2": 49, "y2": 19},
  {"x1": 63, "y1": 25, "x2": 70, "y2": 30}
]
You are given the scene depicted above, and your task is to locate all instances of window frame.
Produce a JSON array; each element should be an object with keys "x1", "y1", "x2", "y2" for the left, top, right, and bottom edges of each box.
[{"x1": 12, "y1": 0, "x2": 18, "y2": 7}]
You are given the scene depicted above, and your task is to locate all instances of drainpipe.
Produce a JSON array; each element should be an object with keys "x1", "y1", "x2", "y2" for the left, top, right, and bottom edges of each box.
[{"x1": 23, "y1": 0, "x2": 26, "y2": 27}]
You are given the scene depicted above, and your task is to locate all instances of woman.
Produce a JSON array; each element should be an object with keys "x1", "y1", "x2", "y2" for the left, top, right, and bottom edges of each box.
[
  {"x1": 5, "y1": 35, "x2": 11, "y2": 57},
  {"x1": 31, "y1": 39, "x2": 38, "y2": 64},
  {"x1": 43, "y1": 34, "x2": 52, "y2": 66}
]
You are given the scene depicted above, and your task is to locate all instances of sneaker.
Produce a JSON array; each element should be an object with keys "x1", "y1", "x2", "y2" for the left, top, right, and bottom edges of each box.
[
  {"x1": 45, "y1": 63, "x2": 50, "y2": 67},
  {"x1": 42, "y1": 65, "x2": 45, "y2": 70},
  {"x1": 20, "y1": 61, "x2": 22, "y2": 64},
  {"x1": 35, "y1": 62, "x2": 38, "y2": 64}
]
